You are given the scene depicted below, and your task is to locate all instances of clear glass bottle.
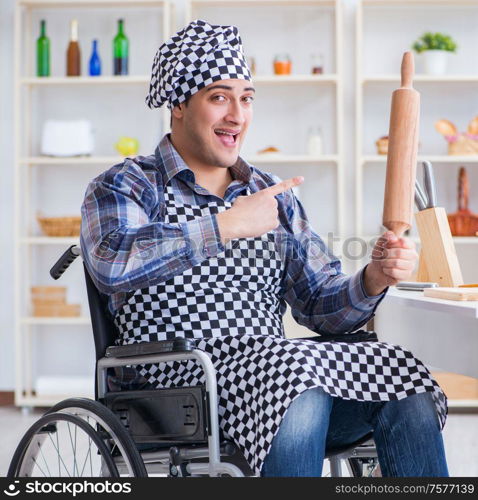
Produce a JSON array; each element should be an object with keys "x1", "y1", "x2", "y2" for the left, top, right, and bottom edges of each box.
[
  {"x1": 307, "y1": 126, "x2": 323, "y2": 155},
  {"x1": 37, "y1": 19, "x2": 50, "y2": 77},
  {"x1": 247, "y1": 56, "x2": 256, "y2": 76},
  {"x1": 311, "y1": 53, "x2": 324, "y2": 75}
]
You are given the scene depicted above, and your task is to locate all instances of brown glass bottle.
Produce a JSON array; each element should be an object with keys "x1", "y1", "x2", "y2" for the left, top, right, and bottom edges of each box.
[{"x1": 66, "y1": 19, "x2": 81, "y2": 76}]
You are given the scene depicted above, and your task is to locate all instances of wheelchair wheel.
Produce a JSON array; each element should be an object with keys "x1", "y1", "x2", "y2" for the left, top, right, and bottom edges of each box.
[
  {"x1": 47, "y1": 398, "x2": 147, "y2": 477},
  {"x1": 8, "y1": 412, "x2": 119, "y2": 477}
]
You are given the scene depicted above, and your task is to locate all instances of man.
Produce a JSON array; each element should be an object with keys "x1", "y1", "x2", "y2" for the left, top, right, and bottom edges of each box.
[{"x1": 81, "y1": 20, "x2": 448, "y2": 477}]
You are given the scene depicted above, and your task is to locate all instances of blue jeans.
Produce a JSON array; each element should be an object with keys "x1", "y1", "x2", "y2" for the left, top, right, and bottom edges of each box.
[{"x1": 261, "y1": 388, "x2": 449, "y2": 477}]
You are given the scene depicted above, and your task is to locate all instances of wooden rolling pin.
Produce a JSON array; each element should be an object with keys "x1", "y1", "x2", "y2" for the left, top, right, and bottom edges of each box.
[{"x1": 382, "y1": 52, "x2": 420, "y2": 237}]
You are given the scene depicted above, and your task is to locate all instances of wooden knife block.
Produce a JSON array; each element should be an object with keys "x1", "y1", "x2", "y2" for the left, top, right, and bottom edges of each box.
[{"x1": 415, "y1": 207, "x2": 464, "y2": 286}]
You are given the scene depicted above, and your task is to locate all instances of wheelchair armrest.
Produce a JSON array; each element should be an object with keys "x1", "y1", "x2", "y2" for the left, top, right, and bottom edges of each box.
[{"x1": 105, "y1": 339, "x2": 196, "y2": 358}]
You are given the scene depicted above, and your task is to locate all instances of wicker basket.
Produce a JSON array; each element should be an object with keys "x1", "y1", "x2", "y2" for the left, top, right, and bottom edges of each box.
[
  {"x1": 37, "y1": 215, "x2": 81, "y2": 237},
  {"x1": 31, "y1": 286, "x2": 81, "y2": 317},
  {"x1": 33, "y1": 303, "x2": 81, "y2": 317},
  {"x1": 31, "y1": 286, "x2": 66, "y2": 304},
  {"x1": 447, "y1": 134, "x2": 478, "y2": 155}
]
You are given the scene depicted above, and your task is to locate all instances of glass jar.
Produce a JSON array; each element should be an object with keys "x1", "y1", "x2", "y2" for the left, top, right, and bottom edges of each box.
[
  {"x1": 247, "y1": 55, "x2": 256, "y2": 76},
  {"x1": 274, "y1": 54, "x2": 292, "y2": 75},
  {"x1": 311, "y1": 53, "x2": 324, "y2": 75},
  {"x1": 307, "y1": 126, "x2": 323, "y2": 156}
]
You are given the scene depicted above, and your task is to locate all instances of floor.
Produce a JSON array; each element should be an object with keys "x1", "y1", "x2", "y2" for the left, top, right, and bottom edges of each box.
[{"x1": 1, "y1": 406, "x2": 476, "y2": 477}]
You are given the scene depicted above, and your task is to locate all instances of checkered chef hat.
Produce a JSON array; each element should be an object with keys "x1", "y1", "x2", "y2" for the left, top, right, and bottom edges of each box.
[{"x1": 146, "y1": 19, "x2": 252, "y2": 110}]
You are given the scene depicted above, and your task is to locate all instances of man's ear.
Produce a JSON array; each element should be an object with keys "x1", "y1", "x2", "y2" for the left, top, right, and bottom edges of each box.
[{"x1": 172, "y1": 103, "x2": 184, "y2": 120}]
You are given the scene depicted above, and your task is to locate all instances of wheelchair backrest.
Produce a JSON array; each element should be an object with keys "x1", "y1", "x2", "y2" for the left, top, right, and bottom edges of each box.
[{"x1": 83, "y1": 263, "x2": 119, "y2": 362}]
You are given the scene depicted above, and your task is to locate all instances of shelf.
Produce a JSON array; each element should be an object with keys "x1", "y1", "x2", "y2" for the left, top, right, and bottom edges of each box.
[
  {"x1": 253, "y1": 74, "x2": 337, "y2": 85},
  {"x1": 361, "y1": 155, "x2": 478, "y2": 165},
  {"x1": 362, "y1": 0, "x2": 478, "y2": 6},
  {"x1": 18, "y1": 393, "x2": 94, "y2": 408},
  {"x1": 20, "y1": 75, "x2": 337, "y2": 86},
  {"x1": 21, "y1": 317, "x2": 91, "y2": 325},
  {"x1": 20, "y1": 76, "x2": 149, "y2": 86},
  {"x1": 21, "y1": 237, "x2": 79, "y2": 245},
  {"x1": 248, "y1": 154, "x2": 339, "y2": 164},
  {"x1": 450, "y1": 237, "x2": 478, "y2": 244},
  {"x1": 190, "y1": 0, "x2": 336, "y2": 6},
  {"x1": 362, "y1": 75, "x2": 478, "y2": 84},
  {"x1": 447, "y1": 399, "x2": 478, "y2": 409},
  {"x1": 19, "y1": 0, "x2": 166, "y2": 7},
  {"x1": 22, "y1": 156, "x2": 125, "y2": 165},
  {"x1": 22, "y1": 154, "x2": 339, "y2": 166}
]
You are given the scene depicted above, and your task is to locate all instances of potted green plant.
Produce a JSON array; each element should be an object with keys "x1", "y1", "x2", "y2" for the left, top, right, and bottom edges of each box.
[{"x1": 412, "y1": 32, "x2": 457, "y2": 75}]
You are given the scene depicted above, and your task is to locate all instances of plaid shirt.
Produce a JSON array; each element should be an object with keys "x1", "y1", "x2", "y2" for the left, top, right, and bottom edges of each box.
[{"x1": 81, "y1": 134, "x2": 385, "y2": 334}]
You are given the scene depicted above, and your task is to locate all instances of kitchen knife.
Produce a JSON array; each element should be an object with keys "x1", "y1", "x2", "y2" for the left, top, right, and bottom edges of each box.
[
  {"x1": 415, "y1": 178, "x2": 427, "y2": 203},
  {"x1": 414, "y1": 185, "x2": 427, "y2": 211},
  {"x1": 422, "y1": 160, "x2": 437, "y2": 208}
]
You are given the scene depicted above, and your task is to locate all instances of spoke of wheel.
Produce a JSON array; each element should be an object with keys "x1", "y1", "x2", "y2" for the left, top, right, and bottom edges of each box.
[
  {"x1": 56, "y1": 429, "x2": 61, "y2": 476},
  {"x1": 89, "y1": 436, "x2": 93, "y2": 476},
  {"x1": 47, "y1": 431, "x2": 71, "y2": 477},
  {"x1": 79, "y1": 438, "x2": 93, "y2": 477},
  {"x1": 74, "y1": 422, "x2": 78, "y2": 475},
  {"x1": 67, "y1": 422, "x2": 79, "y2": 476},
  {"x1": 31, "y1": 456, "x2": 48, "y2": 477},
  {"x1": 35, "y1": 440, "x2": 53, "y2": 477},
  {"x1": 82, "y1": 414, "x2": 95, "y2": 476},
  {"x1": 32, "y1": 444, "x2": 49, "y2": 477}
]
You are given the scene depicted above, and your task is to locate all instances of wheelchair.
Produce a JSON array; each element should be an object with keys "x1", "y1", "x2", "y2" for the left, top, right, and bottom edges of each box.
[{"x1": 8, "y1": 246, "x2": 380, "y2": 478}]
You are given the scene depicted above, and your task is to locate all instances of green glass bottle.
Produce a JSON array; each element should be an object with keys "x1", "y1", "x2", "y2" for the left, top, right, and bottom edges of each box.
[
  {"x1": 113, "y1": 19, "x2": 129, "y2": 75},
  {"x1": 36, "y1": 19, "x2": 50, "y2": 77}
]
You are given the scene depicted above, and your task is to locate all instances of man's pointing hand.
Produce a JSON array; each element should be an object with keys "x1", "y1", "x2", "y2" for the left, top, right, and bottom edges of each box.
[{"x1": 216, "y1": 176, "x2": 304, "y2": 243}]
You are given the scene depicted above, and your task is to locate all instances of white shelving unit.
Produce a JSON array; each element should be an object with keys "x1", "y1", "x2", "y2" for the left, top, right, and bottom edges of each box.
[
  {"x1": 186, "y1": 0, "x2": 345, "y2": 240},
  {"x1": 356, "y1": 0, "x2": 478, "y2": 409},
  {"x1": 10, "y1": 0, "x2": 477, "y2": 409},
  {"x1": 355, "y1": 0, "x2": 478, "y2": 273},
  {"x1": 13, "y1": 0, "x2": 173, "y2": 408}
]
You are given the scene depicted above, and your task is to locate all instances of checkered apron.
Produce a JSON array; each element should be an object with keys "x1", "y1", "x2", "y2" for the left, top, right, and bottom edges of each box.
[{"x1": 114, "y1": 182, "x2": 448, "y2": 475}]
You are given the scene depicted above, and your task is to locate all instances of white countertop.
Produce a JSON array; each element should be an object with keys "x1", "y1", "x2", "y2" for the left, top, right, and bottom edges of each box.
[
  {"x1": 384, "y1": 287, "x2": 478, "y2": 320},
  {"x1": 376, "y1": 287, "x2": 478, "y2": 379}
]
